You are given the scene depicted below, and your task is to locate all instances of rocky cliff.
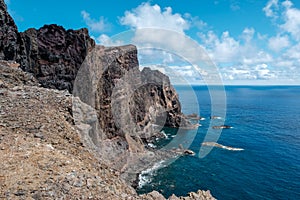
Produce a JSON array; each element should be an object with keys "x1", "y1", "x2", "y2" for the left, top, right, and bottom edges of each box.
[
  {"x1": 0, "y1": 0, "x2": 19, "y2": 61},
  {"x1": 72, "y1": 45, "x2": 192, "y2": 185},
  {"x1": 17, "y1": 24, "x2": 95, "y2": 91},
  {"x1": 0, "y1": 61, "x2": 215, "y2": 199},
  {"x1": 0, "y1": 1, "x2": 214, "y2": 199}
]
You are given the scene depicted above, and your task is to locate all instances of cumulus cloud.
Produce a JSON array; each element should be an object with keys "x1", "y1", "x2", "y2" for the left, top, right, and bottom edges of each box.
[
  {"x1": 263, "y1": 0, "x2": 300, "y2": 41},
  {"x1": 263, "y1": 0, "x2": 279, "y2": 18},
  {"x1": 197, "y1": 25, "x2": 287, "y2": 82},
  {"x1": 95, "y1": 34, "x2": 124, "y2": 46},
  {"x1": 280, "y1": 0, "x2": 300, "y2": 41},
  {"x1": 198, "y1": 28, "x2": 270, "y2": 65},
  {"x1": 81, "y1": 10, "x2": 110, "y2": 33},
  {"x1": 260, "y1": 0, "x2": 300, "y2": 83},
  {"x1": 241, "y1": 27, "x2": 255, "y2": 43},
  {"x1": 268, "y1": 35, "x2": 290, "y2": 52},
  {"x1": 284, "y1": 43, "x2": 300, "y2": 60},
  {"x1": 210, "y1": 31, "x2": 240, "y2": 62},
  {"x1": 118, "y1": 2, "x2": 214, "y2": 78},
  {"x1": 119, "y1": 2, "x2": 189, "y2": 33},
  {"x1": 88, "y1": 1, "x2": 299, "y2": 84}
]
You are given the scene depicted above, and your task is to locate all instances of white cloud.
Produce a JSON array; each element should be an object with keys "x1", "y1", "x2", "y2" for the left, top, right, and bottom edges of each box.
[
  {"x1": 214, "y1": 31, "x2": 240, "y2": 62},
  {"x1": 81, "y1": 10, "x2": 110, "y2": 33},
  {"x1": 284, "y1": 43, "x2": 300, "y2": 60},
  {"x1": 102, "y1": 1, "x2": 299, "y2": 84},
  {"x1": 255, "y1": 63, "x2": 276, "y2": 79},
  {"x1": 118, "y1": 3, "x2": 213, "y2": 74},
  {"x1": 137, "y1": 49, "x2": 177, "y2": 65},
  {"x1": 241, "y1": 27, "x2": 255, "y2": 43},
  {"x1": 280, "y1": 1, "x2": 300, "y2": 41},
  {"x1": 198, "y1": 31, "x2": 239, "y2": 62},
  {"x1": 221, "y1": 63, "x2": 277, "y2": 81},
  {"x1": 198, "y1": 28, "x2": 261, "y2": 63},
  {"x1": 140, "y1": 64, "x2": 209, "y2": 85},
  {"x1": 197, "y1": 24, "x2": 285, "y2": 82},
  {"x1": 268, "y1": 35, "x2": 290, "y2": 52},
  {"x1": 242, "y1": 51, "x2": 274, "y2": 65},
  {"x1": 95, "y1": 34, "x2": 124, "y2": 46},
  {"x1": 119, "y1": 2, "x2": 189, "y2": 33},
  {"x1": 184, "y1": 13, "x2": 207, "y2": 29},
  {"x1": 263, "y1": 0, "x2": 279, "y2": 18},
  {"x1": 169, "y1": 65, "x2": 194, "y2": 77},
  {"x1": 282, "y1": 0, "x2": 293, "y2": 8},
  {"x1": 263, "y1": 0, "x2": 300, "y2": 41}
]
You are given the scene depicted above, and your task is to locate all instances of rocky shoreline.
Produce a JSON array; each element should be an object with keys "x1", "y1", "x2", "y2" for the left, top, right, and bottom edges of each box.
[{"x1": 0, "y1": 0, "x2": 215, "y2": 199}]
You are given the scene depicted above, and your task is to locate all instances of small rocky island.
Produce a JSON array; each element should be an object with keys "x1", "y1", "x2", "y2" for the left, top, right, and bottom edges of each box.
[{"x1": 0, "y1": 0, "x2": 215, "y2": 199}]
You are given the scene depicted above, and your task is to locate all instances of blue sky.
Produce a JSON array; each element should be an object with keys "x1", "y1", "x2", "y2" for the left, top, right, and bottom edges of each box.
[{"x1": 5, "y1": 0, "x2": 300, "y2": 85}]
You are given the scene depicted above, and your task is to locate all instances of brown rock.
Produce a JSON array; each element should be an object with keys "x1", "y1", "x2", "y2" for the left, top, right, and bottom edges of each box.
[{"x1": 0, "y1": 0, "x2": 19, "y2": 61}]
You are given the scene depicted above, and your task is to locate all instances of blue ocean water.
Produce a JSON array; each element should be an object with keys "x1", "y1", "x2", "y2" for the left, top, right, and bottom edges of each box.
[{"x1": 137, "y1": 86, "x2": 300, "y2": 199}]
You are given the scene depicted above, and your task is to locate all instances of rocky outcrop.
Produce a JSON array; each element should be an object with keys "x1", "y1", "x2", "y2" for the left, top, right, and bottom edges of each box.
[
  {"x1": 74, "y1": 45, "x2": 188, "y2": 139},
  {"x1": 0, "y1": 60, "x2": 215, "y2": 199},
  {"x1": 0, "y1": 0, "x2": 19, "y2": 61},
  {"x1": 141, "y1": 190, "x2": 215, "y2": 200},
  {"x1": 17, "y1": 25, "x2": 95, "y2": 91},
  {"x1": 0, "y1": 1, "x2": 215, "y2": 199},
  {"x1": 0, "y1": 0, "x2": 95, "y2": 92},
  {"x1": 0, "y1": 61, "x2": 138, "y2": 199},
  {"x1": 73, "y1": 45, "x2": 191, "y2": 182},
  {"x1": 0, "y1": 0, "x2": 194, "y2": 185}
]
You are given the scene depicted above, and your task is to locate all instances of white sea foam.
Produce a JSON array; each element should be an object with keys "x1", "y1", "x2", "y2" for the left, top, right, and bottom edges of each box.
[
  {"x1": 148, "y1": 143, "x2": 157, "y2": 148},
  {"x1": 210, "y1": 116, "x2": 222, "y2": 119},
  {"x1": 161, "y1": 130, "x2": 168, "y2": 139},
  {"x1": 138, "y1": 160, "x2": 165, "y2": 189},
  {"x1": 202, "y1": 142, "x2": 244, "y2": 151}
]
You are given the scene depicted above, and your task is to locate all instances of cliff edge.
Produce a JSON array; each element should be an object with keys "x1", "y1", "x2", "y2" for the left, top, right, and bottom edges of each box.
[{"x1": 0, "y1": 0, "x2": 214, "y2": 199}]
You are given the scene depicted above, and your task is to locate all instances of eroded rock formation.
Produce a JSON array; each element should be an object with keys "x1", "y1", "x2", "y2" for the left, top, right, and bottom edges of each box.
[
  {"x1": 0, "y1": 0, "x2": 193, "y2": 182},
  {"x1": 0, "y1": 1, "x2": 216, "y2": 199},
  {"x1": 17, "y1": 25, "x2": 95, "y2": 91},
  {"x1": 0, "y1": 0, "x2": 19, "y2": 60},
  {"x1": 72, "y1": 45, "x2": 190, "y2": 183}
]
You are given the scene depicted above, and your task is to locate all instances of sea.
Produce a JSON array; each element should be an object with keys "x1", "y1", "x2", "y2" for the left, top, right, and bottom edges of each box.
[{"x1": 137, "y1": 85, "x2": 300, "y2": 200}]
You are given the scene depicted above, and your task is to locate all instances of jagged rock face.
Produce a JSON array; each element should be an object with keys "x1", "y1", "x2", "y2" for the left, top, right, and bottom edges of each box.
[
  {"x1": 0, "y1": 1, "x2": 185, "y2": 138},
  {"x1": 75, "y1": 45, "x2": 184, "y2": 140},
  {"x1": 133, "y1": 68, "x2": 183, "y2": 129},
  {"x1": 0, "y1": 0, "x2": 189, "y2": 177},
  {"x1": 95, "y1": 45, "x2": 140, "y2": 139},
  {"x1": 0, "y1": 1, "x2": 95, "y2": 92},
  {"x1": 18, "y1": 24, "x2": 95, "y2": 91},
  {"x1": 0, "y1": 60, "x2": 215, "y2": 200},
  {"x1": 73, "y1": 45, "x2": 188, "y2": 185},
  {"x1": 0, "y1": 0, "x2": 19, "y2": 61},
  {"x1": 0, "y1": 3, "x2": 217, "y2": 199}
]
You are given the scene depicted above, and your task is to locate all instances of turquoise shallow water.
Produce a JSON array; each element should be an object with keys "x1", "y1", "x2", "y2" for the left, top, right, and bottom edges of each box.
[{"x1": 137, "y1": 86, "x2": 300, "y2": 199}]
